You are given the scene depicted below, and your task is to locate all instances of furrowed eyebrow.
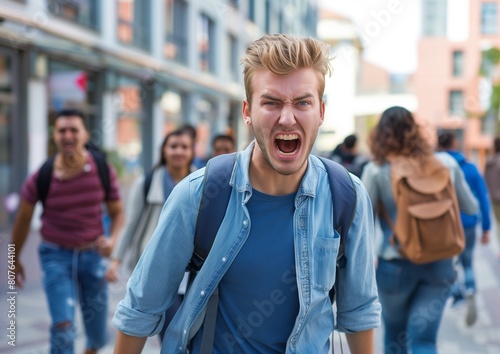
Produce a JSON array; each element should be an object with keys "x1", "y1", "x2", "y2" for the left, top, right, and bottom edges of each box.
[
  {"x1": 260, "y1": 93, "x2": 314, "y2": 102},
  {"x1": 260, "y1": 94, "x2": 281, "y2": 101},
  {"x1": 294, "y1": 93, "x2": 314, "y2": 101}
]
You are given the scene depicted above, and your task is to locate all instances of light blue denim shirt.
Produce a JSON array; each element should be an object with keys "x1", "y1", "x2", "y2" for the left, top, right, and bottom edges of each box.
[
  {"x1": 113, "y1": 141, "x2": 381, "y2": 353},
  {"x1": 361, "y1": 152, "x2": 479, "y2": 260}
]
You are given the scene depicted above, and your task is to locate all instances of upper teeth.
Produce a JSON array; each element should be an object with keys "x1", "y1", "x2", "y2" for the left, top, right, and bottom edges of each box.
[{"x1": 276, "y1": 134, "x2": 298, "y2": 140}]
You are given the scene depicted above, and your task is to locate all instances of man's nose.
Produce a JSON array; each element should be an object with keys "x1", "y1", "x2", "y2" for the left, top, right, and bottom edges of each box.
[{"x1": 278, "y1": 104, "x2": 296, "y2": 127}]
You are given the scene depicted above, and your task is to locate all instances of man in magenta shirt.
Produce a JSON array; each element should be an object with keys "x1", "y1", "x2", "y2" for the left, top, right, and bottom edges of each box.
[{"x1": 11, "y1": 109, "x2": 124, "y2": 354}]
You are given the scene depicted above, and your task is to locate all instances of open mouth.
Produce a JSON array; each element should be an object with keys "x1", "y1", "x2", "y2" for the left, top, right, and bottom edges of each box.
[{"x1": 275, "y1": 134, "x2": 300, "y2": 155}]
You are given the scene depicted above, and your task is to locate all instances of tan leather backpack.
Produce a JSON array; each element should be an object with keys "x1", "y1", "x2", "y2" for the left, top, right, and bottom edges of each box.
[{"x1": 381, "y1": 155, "x2": 465, "y2": 264}]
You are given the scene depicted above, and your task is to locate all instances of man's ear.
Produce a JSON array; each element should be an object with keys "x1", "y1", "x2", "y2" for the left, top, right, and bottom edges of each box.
[
  {"x1": 242, "y1": 100, "x2": 252, "y2": 126},
  {"x1": 319, "y1": 99, "x2": 325, "y2": 126}
]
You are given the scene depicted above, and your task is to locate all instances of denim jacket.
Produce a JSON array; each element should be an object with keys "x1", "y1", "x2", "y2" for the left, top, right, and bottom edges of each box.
[{"x1": 113, "y1": 141, "x2": 381, "y2": 353}]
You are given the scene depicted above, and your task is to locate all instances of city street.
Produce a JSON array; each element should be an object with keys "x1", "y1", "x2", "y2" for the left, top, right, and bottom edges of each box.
[{"x1": 1, "y1": 228, "x2": 499, "y2": 354}]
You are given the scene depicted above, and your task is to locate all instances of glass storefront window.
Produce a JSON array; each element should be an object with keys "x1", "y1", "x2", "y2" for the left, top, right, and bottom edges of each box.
[
  {"x1": 195, "y1": 97, "x2": 216, "y2": 158},
  {"x1": 165, "y1": 0, "x2": 188, "y2": 63},
  {"x1": 227, "y1": 34, "x2": 239, "y2": 81},
  {"x1": 115, "y1": 76, "x2": 143, "y2": 174},
  {"x1": 161, "y1": 90, "x2": 184, "y2": 133},
  {"x1": 117, "y1": 0, "x2": 151, "y2": 51},
  {"x1": 48, "y1": 0, "x2": 99, "y2": 30},
  {"x1": 0, "y1": 54, "x2": 14, "y2": 231},
  {"x1": 198, "y1": 14, "x2": 216, "y2": 73}
]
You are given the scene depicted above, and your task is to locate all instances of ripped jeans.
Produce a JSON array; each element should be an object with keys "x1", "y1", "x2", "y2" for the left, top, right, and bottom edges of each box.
[{"x1": 39, "y1": 242, "x2": 108, "y2": 354}]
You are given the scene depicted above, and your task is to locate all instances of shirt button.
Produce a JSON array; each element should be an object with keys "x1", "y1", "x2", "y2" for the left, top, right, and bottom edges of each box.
[
  {"x1": 222, "y1": 257, "x2": 227, "y2": 262},
  {"x1": 243, "y1": 220, "x2": 248, "y2": 227},
  {"x1": 200, "y1": 290, "x2": 206, "y2": 297}
]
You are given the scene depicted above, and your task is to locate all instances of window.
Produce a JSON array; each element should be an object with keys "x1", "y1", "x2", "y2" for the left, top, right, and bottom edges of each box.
[
  {"x1": 481, "y1": 2, "x2": 498, "y2": 34},
  {"x1": 227, "y1": 34, "x2": 239, "y2": 81},
  {"x1": 422, "y1": 0, "x2": 447, "y2": 36},
  {"x1": 48, "y1": 0, "x2": 99, "y2": 29},
  {"x1": 227, "y1": 0, "x2": 238, "y2": 9},
  {"x1": 449, "y1": 90, "x2": 464, "y2": 115},
  {"x1": 115, "y1": 75, "x2": 143, "y2": 170},
  {"x1": 0, "y1": 53, "x2": 15, "y2": 231},
  {"x1": 279, "y1": 10, "x2": 285, "y2": 33},
  {"x1": 117, "y1": 0, "x2": 151, "y2": 50},
  {"x1": 265, "y1": 0, "x2": 271, "y2": 33},
  {"x1": 165, "y1": 0, "x2": 188, "y2": 63},
  {"x1": 161, "y1": 90, "x2": 185, "y2": 132},
  {"x1": 198, "y1": 14, "x2": 216, "y2": 73},
  {"x1": 452, "y1": 50, "x2": 464, "y2": 77},
  {"x1": 248, "y1": 0, "x2": 255, "y2": 22}
]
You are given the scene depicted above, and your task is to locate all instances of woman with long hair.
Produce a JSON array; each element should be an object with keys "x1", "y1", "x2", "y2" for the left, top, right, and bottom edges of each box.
[
  {"x1": 361, "y1": 106, "x2": 478, "y2": 354},
  {"x1": 106, "y1": 128, "x2": 195, "y2": 340}
]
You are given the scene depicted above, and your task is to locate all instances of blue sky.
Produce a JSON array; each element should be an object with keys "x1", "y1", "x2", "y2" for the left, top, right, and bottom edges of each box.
[{"x1": 320, "y1": 0, "x2": 421, "y2": 74}]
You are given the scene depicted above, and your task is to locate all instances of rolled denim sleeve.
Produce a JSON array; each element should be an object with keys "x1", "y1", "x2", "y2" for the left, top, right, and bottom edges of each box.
[{"x1": 335, "y1": 176, "x2": 381, "y2": 332}]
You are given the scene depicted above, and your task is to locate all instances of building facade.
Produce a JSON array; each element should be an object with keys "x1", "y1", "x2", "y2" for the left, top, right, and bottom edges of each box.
[
  {"x1": 414, "y1": 0, "x2": 500, "y2": 168},
  {"x1": 317, "y1": 9, "x2": 417, "y2": 155},
  {"x1": 0, "y1": 0, "x2": 319, "y2": 231}
]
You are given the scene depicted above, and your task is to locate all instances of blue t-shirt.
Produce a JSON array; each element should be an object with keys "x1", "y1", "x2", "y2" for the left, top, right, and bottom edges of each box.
[{"x1": 209, "y1": 188, "x2": 299, "y2": 353}]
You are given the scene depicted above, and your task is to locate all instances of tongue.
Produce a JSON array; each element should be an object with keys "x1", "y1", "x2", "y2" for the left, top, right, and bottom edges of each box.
[{"x1": 277, "y1": 139, "x2": 298, "y2": 153}]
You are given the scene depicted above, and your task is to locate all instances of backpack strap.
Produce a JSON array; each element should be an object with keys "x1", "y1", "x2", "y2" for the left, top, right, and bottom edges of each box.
[
  {"x1": 36, "y1": 151, "x2": 111, "y2": 206},
  {"x1": 187, "y1": 153, "x2": 235, "y2": 354},
  {"x1": 143, "y1": 169, "x2": 155, "y2": 203},
  {"x1": 37, "y1": 157, "x2": 56, "y2": 207},
  {"x1": 317, "y1": 156, "x2": 357, "y2": 303},
  {"x1": 188, "y1": 152, "x2": 236, "y2": 273},
  {"x1": 318, "y1": 157, "x2": 357, "y2": 264},
  {"x1": 91, "y1": 151, "x2": 111, "y2": 201}
]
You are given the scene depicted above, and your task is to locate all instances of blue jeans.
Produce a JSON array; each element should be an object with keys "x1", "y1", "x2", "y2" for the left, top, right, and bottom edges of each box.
[
  {"x1": 376, "y1": 258, "x2": 456, "y2": 354},
  {"x1": 39, "y1": 242, "x2": 108, "y2": 354},
  {"x1": 452, "y1": 226, "x2": 477, "y2": 298}
]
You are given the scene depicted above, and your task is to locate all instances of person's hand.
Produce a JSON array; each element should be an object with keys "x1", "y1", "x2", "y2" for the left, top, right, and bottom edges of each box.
[
  {"x1": 481, "y1": 231, "x2": 490, "y2": 245},
  {"x1": 105, "y1": 259, "x2": 120, "y2": 283},
  {"x1": 13, "y1": 261, "x2": 25, "y2": 289},
  {"x1": 96, "y1": 236, "x2": 113, "y2": 258}
]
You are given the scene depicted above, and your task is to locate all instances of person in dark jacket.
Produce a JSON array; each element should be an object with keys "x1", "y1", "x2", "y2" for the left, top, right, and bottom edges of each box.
[
  {"x1": 437, "y1": 131, "x2": 491, "y2": 326},
  {"x1": 329, "y1": 134, "x2": 369, "y2": 177},
  {"x1": 485, "y1": 136, "x2": 500, "y2": 260}
]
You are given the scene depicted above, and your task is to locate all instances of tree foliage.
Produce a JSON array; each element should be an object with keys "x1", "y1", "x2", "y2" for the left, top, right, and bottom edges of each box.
[{"x1": 481, "y1": 48, "x2": 500, "y2": 133}]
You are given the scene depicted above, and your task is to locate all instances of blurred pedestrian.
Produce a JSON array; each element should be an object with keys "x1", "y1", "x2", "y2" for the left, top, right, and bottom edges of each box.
[
  {"x1": 361, "y1": 106, "x2": 478, "y2": 354},
  {"x1": 437, "y1": 131, "x2": 491, "y2": 326},
  {"x1": 10, "y1": 108, "x2": 124, "y2": 354},
  {"x1": 329, "y1": 133, "x2": 370, "y2": 177},
  {"x1": 106, "y1": 128, "x2": 196, "y2": 342},
  {"x1": 485, "y1": 136, "x2": 500, "y2": 260},
  {"x1": 112, "y1": 33, "x2": 380, "y2": 354},
  {"x1": 211, "y1": 133, "x2": 236, "y2": 156}
]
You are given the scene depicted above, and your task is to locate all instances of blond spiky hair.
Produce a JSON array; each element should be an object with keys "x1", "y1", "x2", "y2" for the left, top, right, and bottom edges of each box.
[{"x1": 242, "y1": 34, "x2": 332, "y2": 104}]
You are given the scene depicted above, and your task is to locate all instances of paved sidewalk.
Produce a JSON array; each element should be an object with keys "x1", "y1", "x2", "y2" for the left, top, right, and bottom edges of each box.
[{"x1": 1, "y1": 229, "x2": 499, "y2": 354}]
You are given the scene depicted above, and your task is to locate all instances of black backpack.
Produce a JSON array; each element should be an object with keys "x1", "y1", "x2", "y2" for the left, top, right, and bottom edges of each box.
[
  {"x1": 36, "y1": 149, "x2": 110, "y2": 206},
  {"x1": 187, "y1": 153, "x2": 357, "y2": 352}
]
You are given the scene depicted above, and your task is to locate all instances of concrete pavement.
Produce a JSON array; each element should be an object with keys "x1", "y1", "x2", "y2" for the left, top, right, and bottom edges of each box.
[{"x1": 1, "y1": 228, "x2": 499, "y2": 354}]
